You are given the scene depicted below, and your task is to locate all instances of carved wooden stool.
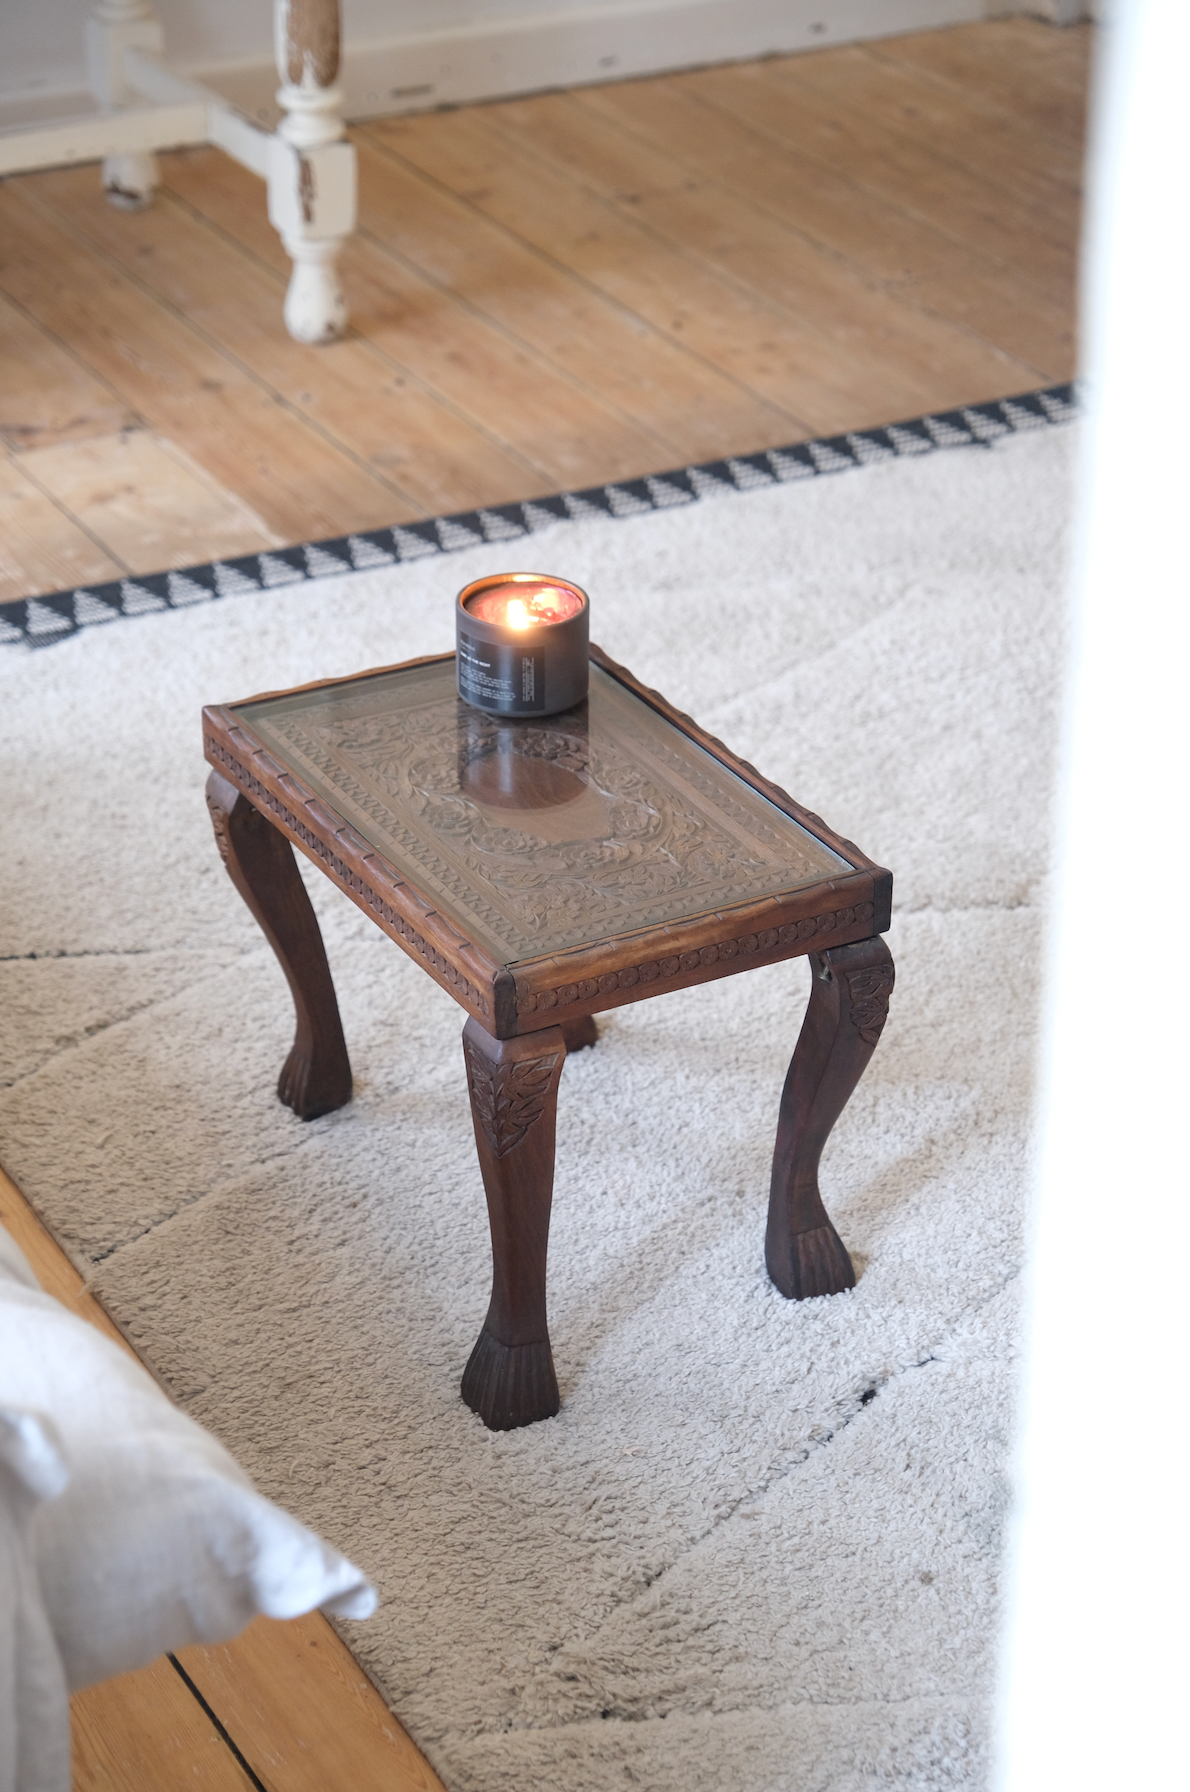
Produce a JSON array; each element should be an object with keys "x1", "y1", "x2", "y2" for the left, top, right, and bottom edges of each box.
[{"x1": 202, "y1": 647, "x2": 893, "y2": 1431}]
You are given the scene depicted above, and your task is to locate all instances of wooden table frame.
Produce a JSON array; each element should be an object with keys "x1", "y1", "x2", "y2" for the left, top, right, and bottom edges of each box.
[{"x1": 203, "y1": 645, "x2": 894, "y2": 1430}]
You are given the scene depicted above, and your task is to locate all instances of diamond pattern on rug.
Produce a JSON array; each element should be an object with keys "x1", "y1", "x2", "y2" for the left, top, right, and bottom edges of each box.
[
  {"x1": 726, "y1": 456, "x2": 776, "y2": 488},
  {"x1": 304, "y1": 544, "x2": 351, "y2": 578},
  {"x1": 436, "y1": 518, "x2": 485, "y2": 551},
  {"x1": 807, "y1": 440, "x2": 857, "y2": 473},
  {"x1": 477, "y1": 509, "x2": 527, "y2": 542},
  {"x1": 604, "y1": 483, "x2": 654, "y2": 517},
  {"x1": 23, "y1": 599, "x2": 74, "y2": 637},
  {"x1": 562, "y1": 491, "x2": 611, "y2": 522},
  {"x1": 392, "y1": 526, "x2": 440, "y2": 560},
  {"x1": 120, "y1": 581, "x2": 170, "y2": 615},
  {"x1": 72, "y1": 590, "x2": 121, "y2": 626},
  {"x1": 347, "y1": 536, "x2": 396, "y2": 569},
  {"x1": 212, "y1": 563, "x2": 261, "y2": 596},
  {"x1": 166, "y1": 572, "x2": 212, "y2": 607},
  {"x1": 258, "y1": 552, "x2": 307, "y2": 586}
]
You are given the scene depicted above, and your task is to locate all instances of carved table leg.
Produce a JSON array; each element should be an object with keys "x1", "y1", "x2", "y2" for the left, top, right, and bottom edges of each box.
[
  {"x1": 206, "y1": 770, "x2": 352, "y2": 1120},
  {"x1": 766, "y1": 936, "x2": 895, "y2": 1300},
  {"x1": 560, "y1": 1015, "x2": 598, "y2": 1053},
  {"x1": 460, "y1": 1018, "x2": 567, "y2": 1430}
]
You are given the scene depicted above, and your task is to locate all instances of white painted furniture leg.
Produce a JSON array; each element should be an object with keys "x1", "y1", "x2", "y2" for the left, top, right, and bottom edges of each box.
[
  {"x1": 86, "y1": 0, "x2": 163, "y2": 208},
  {"x1": 269, "y1": 0, "x2": 356, "y2": 343}
]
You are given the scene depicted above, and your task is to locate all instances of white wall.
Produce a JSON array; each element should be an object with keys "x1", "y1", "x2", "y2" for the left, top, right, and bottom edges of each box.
[
  {"x1": 2, "y1": 0, "x2": 988, "y2": 117},
  {"x1": 995, "y1": 0, "x2": 1189, "y2": 1784},
  {"x1": 3, "y1": 0, "x2": 586, "y2": 95}
]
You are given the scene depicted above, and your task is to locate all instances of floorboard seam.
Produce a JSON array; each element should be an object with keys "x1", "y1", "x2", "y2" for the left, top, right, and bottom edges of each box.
[{"x1": 167, "y1": 1654, "x2": 272, "y2": 1792}]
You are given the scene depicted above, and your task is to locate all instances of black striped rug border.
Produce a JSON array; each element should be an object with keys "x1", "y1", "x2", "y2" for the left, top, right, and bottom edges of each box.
[{"x1": 1, "y1": 383, "x2": 1076, "y2": 650}]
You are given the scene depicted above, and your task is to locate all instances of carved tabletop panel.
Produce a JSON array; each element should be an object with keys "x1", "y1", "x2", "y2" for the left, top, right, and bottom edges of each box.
[{"x1": 232, "y1": 659, "x2": 851, "y2": 966}]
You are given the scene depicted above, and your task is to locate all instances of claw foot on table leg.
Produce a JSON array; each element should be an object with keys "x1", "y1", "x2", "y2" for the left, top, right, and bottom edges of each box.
[
  {"x1": 461, "y1": 1330, "x2": 560, "y2": 1432},
  {"x1": 276, "y1": 1037, "x2": 351, "y2": 1123},
  {"x1": 772, "y1": 1222, "x2": 856, "y2": 1301},
  {"x1": 461, "y1": 1019, "x2": 566, "y2": 1430},
  {"x1": 766, "y1": 936, "x2": 894, "y2": 1301}
]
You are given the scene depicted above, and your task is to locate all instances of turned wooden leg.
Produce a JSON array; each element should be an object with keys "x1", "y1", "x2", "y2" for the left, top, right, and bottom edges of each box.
[
  {"x1": 86, "y1": 0, "x2": 163, "y2": 209},
  {"x1": 206, "y1": 769, "x2": 352, "y2": 1120},
  {"x1": 766, "y1": 936, "x2": 895, "y2": 1300},
  {"x1": 269, "y1": 0, "x2": 355, "y2": 343},
  {"x1": 460, "y1": 1019, "x2": 566, "y2": 1430}
]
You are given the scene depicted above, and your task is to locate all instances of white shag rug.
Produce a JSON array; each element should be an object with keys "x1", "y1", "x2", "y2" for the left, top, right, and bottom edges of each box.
[{"x1": 0, "y1": 423, "x2": 1073, "y2": 1792}]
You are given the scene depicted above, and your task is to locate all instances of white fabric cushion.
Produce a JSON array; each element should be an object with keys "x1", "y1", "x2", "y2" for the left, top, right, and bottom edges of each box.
[
  {"x1": 0, "y1": 1404, "x2": 71, "y2": 1792},
  {"x1": 0, "y1": 1222, "x2": 376, "y2": 1712}
]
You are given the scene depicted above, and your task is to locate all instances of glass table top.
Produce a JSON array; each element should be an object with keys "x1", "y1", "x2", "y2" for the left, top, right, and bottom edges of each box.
[{"x1": 233, "y1": 659, "x2": 851, "y2": 966}]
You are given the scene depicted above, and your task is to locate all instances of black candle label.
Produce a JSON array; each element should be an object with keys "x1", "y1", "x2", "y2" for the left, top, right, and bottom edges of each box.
[{"x1": 458, "y1": 631, "x2": 545, "y2": 712}]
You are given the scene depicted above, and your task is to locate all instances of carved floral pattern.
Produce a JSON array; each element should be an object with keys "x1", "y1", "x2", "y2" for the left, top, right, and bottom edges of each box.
[
  {"x1": 233, "y1": 664, "x2": 848, "y2": 962},
  {"x1": 463, "y1": 1040, "x2": 561, "y2": 1158},
  {"x1": 514, "y1": 901, "x2": 877, "y2": 1015},
  {"x1": 323, "y1": 701, "x2": 779, "y2": 950},
  {"x1": 842, "y1": 962, "x2": 895, "y2": 1046},
  {"x1": 206, "y1": 792, "x2": 232, "y2": 865}
]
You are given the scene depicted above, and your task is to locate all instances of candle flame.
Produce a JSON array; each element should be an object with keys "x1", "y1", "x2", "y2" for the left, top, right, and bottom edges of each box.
[{"x1": 465, "y1": 580, "x2": 585, "y2": 627}]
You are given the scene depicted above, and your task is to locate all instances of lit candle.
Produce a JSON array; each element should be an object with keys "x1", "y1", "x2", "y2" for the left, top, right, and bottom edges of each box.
[
  {"x1": 466, "y1": 580, "x2": 585, "y2": 629},
  {"x1": 456, "y1": 572, "x2": 589, "y2": 717}
]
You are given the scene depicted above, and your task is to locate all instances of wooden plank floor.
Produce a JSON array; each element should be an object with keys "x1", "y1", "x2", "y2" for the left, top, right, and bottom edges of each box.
[
  {"x1": 0, "y1": 16, "x2": 1088, "y2": 604},
  {"x1": 0, "y1": 17, "x2": 1089, "y2": 1789}
]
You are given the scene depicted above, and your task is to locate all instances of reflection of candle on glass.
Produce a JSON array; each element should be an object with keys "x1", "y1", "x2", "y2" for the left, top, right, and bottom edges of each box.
[
  {"x1": 457, "y1": 708, "x2": 591, "y2": 813},
  {"x1": 456, "y1": 573, "x2": 589, "y2": 717}
]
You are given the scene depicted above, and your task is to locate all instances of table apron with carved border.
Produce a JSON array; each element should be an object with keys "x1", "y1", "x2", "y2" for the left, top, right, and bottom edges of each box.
[
  {"x1": 203, "y1": 706, "x2": 508, "y2": 1027},
  {"x1": 203, "y1": 703, "x2": 893, "y2": 1042},
  {"x1": 509, "y1": 871, "x2": 885, "y2": 1032}
]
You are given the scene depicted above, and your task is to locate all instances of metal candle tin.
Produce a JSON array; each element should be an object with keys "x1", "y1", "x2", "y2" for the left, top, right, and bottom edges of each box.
[{"x1": 456, "y1": 572, "x2": 590, "y2": 717}]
